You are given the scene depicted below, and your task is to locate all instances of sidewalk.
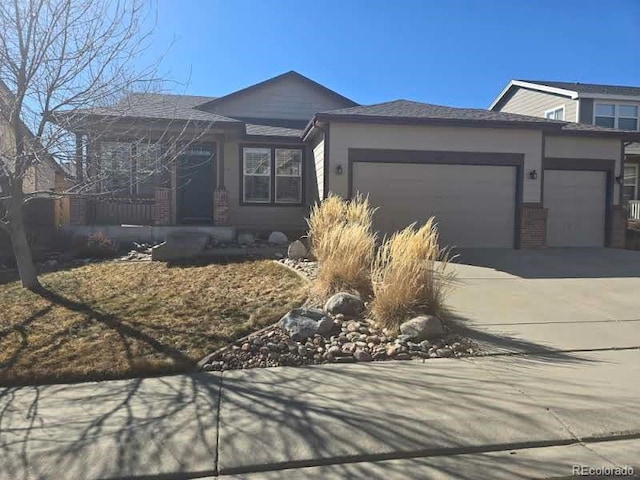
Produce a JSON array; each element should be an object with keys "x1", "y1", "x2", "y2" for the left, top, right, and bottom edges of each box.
[{"x1": 2, "y1": 350, "x2": 639, "y2": 479}]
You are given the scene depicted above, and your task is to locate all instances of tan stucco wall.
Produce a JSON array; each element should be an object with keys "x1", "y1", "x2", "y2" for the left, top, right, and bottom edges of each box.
[
  {"x1": 327, "y1": 123, "x2": 544, "y2": 204},
  {"x1": 222, "y1": 140, "x2": 310, "y2": 232},
  {"x1": 545, "y1": 135, "x2": 622, "y2": 205}
]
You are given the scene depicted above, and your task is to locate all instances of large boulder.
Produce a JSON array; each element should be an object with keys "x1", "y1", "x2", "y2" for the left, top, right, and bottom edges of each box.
[
  {"x1": 268, "y1": 231, "x2": 289, "y2": 245},
  {"x1": 324, "y1": 292, "x2": 364, "y2": 319},
  {"x1": 279, "y1": 307, "x2": 333, "y2": 341},
  {"x1": 287, "y1": 240, "x2": 307, "y2": 260},
  {"x1": 399, "y1": 315, "x2": 444, "y2": 341}
]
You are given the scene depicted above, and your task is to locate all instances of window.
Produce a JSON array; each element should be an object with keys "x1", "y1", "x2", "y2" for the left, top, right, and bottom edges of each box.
[
  {"x1": 243, "y1": 148, "x2": 271, "y2": 203},
  {"x1": 134, "y1": 143, "x2": 162, "y2": 196},
  {"x1": 595, "y1": 103, "x2": 639, "y2": 131},
  {"x1": 544, "y1": 106, "x2": 564, "y2": 120},
  {"x1": 242, "y1": 146, "x2": 303, "y2": 204},
  {"x1": 624, "y1": 164, "x2": 638, "y2": 202},
  {"x1": 102, "y1": 141, "x2": 163, "y2": 195},
  {"x1": 101, "y1": 142, "x2": 131, "y2": 193},
  {"x1": 275, "y1": 149, "x2": 302, "y2": 203}
]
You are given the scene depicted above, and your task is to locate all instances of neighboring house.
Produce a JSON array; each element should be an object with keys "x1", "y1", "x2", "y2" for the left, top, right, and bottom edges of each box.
[
  {"x1": 489, "y1": 80, "x2": 640, "y2": 206},
  {"x1": 0, "y1": 80, "x2": 69, "y2": 196},
  {"x1": 55, "y1": 71, "x2": 640, "y2": 249}
]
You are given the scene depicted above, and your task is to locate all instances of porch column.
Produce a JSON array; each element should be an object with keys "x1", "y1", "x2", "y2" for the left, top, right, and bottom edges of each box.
[
  {"x1": 152, "y1": 141, "x2": 173, "y2": 226},
  {"x1": 69, "y1": 196, "x2": 88, "y2": 225},
  {"x1": 608, "y1": 206, "x2": 627, "y2": 248},
  {"x1": 213, "y1": 139, "x2": 229, "y2": 225}
]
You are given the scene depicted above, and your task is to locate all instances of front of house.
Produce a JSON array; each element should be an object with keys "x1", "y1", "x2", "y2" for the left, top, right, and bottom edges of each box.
[{"x1": 57, "y1": 71, "x2": 640, "y2": 249}]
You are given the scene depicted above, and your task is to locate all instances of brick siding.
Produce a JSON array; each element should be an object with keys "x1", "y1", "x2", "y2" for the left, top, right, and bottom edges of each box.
[
  {"x1": 519, "y1": 203, "x2": 547, "y2": 249},
  {"x1": 213, "y1": 187, "x2": 229, "y2": 225},
  {"x1": 69, "y1": 196, "x2": 87, "y2": 225},
  {"x1": 608, "y1": 205, "x2": 626, "y2": 249},
  {"x1": 153, "y1": 188, "x2": 172, "y2": 225}
]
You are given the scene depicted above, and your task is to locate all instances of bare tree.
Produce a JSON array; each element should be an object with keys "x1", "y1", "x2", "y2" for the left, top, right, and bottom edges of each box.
[{"x1": 0, "y1": 0, "x2": 205, "y2": 290}]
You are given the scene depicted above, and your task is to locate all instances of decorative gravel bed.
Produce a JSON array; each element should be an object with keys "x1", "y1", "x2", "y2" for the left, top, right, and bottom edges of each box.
[
  {"x1": 199, "y1": 312, "x2": 477, "y2": 372},
  {"x1": 278, "y1": 258, "x2": 318, "y2": 280}
]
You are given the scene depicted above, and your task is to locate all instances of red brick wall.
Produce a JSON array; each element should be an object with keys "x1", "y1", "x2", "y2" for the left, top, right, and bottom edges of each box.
[
  {"x1": 153, "y1": 188, "x2": 172, "y2": 225},
  {"x1": 519, "y1": 203, "x2": 547, "y2": 249},
  {"x1": 213, "y1": 187, "x2": 229, "y2": 225}
]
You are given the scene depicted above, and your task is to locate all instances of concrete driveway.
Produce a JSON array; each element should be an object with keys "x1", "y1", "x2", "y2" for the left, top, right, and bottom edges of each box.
[{"x1": 448, "y1": 248, "x2": 640, "y2": 354}]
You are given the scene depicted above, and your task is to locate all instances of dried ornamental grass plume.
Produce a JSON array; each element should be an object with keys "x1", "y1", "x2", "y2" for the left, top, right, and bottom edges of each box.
[
  {"x1": 306, "y1": 193, "x2": 377, "y2": 297},
  {"x1": 371, "y1": 218, "x2": 455, "y2": 331},
  {"x1": 315, "y1": 222, "x2": 377, "y2": 297}
]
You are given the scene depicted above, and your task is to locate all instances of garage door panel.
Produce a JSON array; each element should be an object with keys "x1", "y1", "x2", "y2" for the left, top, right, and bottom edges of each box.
[
  {"x1": 352, "y1": 163, "x2": 516, "y2": 248},
  {"x1": 544, "y1": 170, "x2": 606, "y2": 247}
]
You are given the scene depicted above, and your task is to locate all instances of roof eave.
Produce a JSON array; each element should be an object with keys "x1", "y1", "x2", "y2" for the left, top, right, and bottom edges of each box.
[
  {"x1": 312, "y1": 113, "x2": 563, "y2": 132},
  {"x1": 552, "y1": 129, "x2": 640, "y2": 142},
  {"x1": 575, "y1": 92, "x2": 640, "y2": 101}
]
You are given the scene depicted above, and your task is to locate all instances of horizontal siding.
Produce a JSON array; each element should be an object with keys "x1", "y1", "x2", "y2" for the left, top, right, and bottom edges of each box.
[
  {"x1": 499, "y1": 88, "x2": 578, "y2": 122},
  {"x1": 210, "y1": 76, "x2": 350, "y2": 120}
]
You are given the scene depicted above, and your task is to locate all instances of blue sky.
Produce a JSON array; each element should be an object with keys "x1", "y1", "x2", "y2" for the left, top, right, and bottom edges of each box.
[{"x1": 146, "y1": 0, "x2": 640, "y2": 108}]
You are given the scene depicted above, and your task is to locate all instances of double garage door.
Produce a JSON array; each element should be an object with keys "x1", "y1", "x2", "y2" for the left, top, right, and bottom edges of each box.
[
  {"x1": 352, "y1": 163, "x2": 517, "y2": 248},
  {"x1": 352, "y1": 162, "x2": 607, "y2": 248}
]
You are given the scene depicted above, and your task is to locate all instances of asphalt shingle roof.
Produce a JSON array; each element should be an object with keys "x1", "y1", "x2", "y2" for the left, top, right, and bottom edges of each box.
[
  {"x1": 317, "y1": 99, "x2": 639, "y2": 136},
  {"x1": 520, "y1": 80, "x2": 640, "y2": 97},
  {"x1": 85, "y1": 93, "x2": 241, "y2": 123},
  {"x1": 245, "y1": 124, "x2": 302, "y2": 137},
  {"x1": 321, "y1": 99, "x2": 565, "y2": 124}
]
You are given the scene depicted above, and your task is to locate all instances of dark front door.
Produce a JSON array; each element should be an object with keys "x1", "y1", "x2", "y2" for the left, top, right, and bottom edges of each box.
[{"x1": 177, "y1": 150, "x2": 214, "y2": 224}]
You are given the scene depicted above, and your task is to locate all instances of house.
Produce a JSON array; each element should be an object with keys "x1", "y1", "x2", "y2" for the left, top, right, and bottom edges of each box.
[
  {"x1": 54, "y1": 71, "x2": 640, "y2": 249},
  {"x1": 489, "y1": 80, "x2": 640, "y2": 208}
]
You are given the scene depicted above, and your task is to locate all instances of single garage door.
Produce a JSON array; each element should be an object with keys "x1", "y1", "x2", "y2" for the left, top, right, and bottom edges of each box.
[
  {"x1": 352, "y1": 162, "x2": 517, "y2": 248},
  {"x1": 544, "y1": 170, "x2": 606, "y2": 247}
]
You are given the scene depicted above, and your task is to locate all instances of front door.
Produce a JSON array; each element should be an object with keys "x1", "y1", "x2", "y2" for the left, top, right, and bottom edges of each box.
[{"x1": 177, "y1": 148, "x2": 214, "y2": 224}]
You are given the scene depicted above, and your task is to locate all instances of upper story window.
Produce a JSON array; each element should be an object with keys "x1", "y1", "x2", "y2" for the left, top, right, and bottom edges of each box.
[
  {"x1": 242, "y1": 146, "x2": 303, "y2": 204},
  {"x1": 594, "y1": 103, "x2": 639, "y2": 131},
  {"x1": 544, "y1": 106, "x2": 564, "y2": 120}
]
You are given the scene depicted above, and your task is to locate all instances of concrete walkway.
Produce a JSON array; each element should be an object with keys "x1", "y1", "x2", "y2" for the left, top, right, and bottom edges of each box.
[{"x1": 2, "y1": 248, "x2": 640, "y2": 479}]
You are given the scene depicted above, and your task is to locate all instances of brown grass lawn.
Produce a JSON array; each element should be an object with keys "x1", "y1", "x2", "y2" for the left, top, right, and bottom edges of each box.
[{"x1": 0, "y1": 260, "x2": 307, "y2": 385}]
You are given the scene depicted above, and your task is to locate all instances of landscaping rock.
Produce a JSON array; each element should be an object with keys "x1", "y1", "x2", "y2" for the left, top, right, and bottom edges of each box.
[
  {"x1": 268, "y1": 231, "x2": 289, "y2": 245},
  {"x1": 325, "y1": 292, "x2": 364, "y2": 318},
  {"x1": 287, "y1": 240, "x2": 307, "y2": 260},
  {"x1": 436, "y1": 347, "x2": 454, "y2": 358},
  {"x1": 237, "y1": 233, "x2": 255, "y2": 245},
  {"x1": 279, "y1": 307, "x2": 331, "y2": 341},
  {"x1": 354, "y1": 349, "x2": 372, "y2": 362},
  {"x1": 399, "y1": 315, "x2": 444, "y2": 341}
]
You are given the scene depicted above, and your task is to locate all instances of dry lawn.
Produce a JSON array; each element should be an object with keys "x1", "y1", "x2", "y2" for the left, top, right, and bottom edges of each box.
[{"x1": 0, "y1": 260, "x2": 306, "y2": 385}]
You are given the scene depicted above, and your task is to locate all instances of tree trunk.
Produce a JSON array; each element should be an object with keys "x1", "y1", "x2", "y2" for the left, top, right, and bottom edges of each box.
[{"x1": 8, "y1": 199, "x2": 41, "y2": 290}]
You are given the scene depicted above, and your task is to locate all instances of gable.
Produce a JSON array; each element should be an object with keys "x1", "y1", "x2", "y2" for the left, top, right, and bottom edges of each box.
[
  {"x1": 496, "y1": 87, "x2": 578, "y2": 122},
  {"x1": 199, "y1": 73, "x2": 357, "y2": 121}
]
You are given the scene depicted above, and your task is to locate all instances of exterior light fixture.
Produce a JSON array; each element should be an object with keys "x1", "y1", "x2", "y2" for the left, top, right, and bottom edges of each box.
[
  {"x1": 615, "y1": 175, "x2": 623, "y2": 185},
  {"x1": 335, "y1": 164, "x2": 344, "y2": 175},
  {"x1": 528, "y1": 169, "x2": 538, "y2": 180}
]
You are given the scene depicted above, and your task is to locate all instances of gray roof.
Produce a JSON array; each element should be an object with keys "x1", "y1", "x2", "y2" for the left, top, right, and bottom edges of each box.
[
  {"x1": 520, "y1": 80, "x2": 640, "y2": 97},
  {"x1": 320, "y1": 99, "x2": 566, "y2": 125},
  {"x1": 83, "y1": 93, "x2": 241, "y2": 123},
  {"x1": 312, "y1": 99, "x2": 640, "y2": 139},
  {"x1": 245, "y1": 124, "x2": 302, "y2": 137}
]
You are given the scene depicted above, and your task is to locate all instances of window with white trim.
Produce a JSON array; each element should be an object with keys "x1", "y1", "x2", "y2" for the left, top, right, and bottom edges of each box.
[
  {"x1": 275, "y1": 149, "x2": 302, "y2": 203},
  {"x1": 242, "y1": 146, "x2": 303, "y2": 204},
  {"x1": 595, "y1": 103, "x2": 639, "y2": 131},
  {"x1": 624, "y1": 164, "x2": 638, "y2": 202},
  {"x1": 243, "y1": 147, "x2": 272, "y2": 203},
  {"x1": 544, "y1": 106, "x2": 564, "y2": 120}
]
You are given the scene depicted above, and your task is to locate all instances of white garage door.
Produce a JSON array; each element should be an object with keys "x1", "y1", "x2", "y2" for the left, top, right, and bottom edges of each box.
[
  {"x1": 543, "y1": 170, "x2": 606, "y2": 247},
  {"x1": 352, "y1": 162, "x2": 517, "y2": 248}
]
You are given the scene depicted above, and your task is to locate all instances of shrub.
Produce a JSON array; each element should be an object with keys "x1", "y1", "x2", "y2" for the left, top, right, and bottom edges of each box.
[
  {"x1": 370, "y1": 218, "x2": 455, "y2": 332},
  {"x1": 307, "y1": 194, "x2": 377, "y2": 297},
  {"x1": 315, "y1": 223, "x2": 376, "y2": 297},
  {"x1": 307, "y1": 193, "x2": 376, "y2": 262},
  {"x1": 75, "y1": 232, "x2": 118, "y2": 259}
]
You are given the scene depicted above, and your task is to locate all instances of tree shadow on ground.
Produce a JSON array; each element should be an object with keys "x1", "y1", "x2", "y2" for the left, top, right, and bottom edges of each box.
[{"x1": 1, "y1": 351, "x2": 632, "y2": 479}]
